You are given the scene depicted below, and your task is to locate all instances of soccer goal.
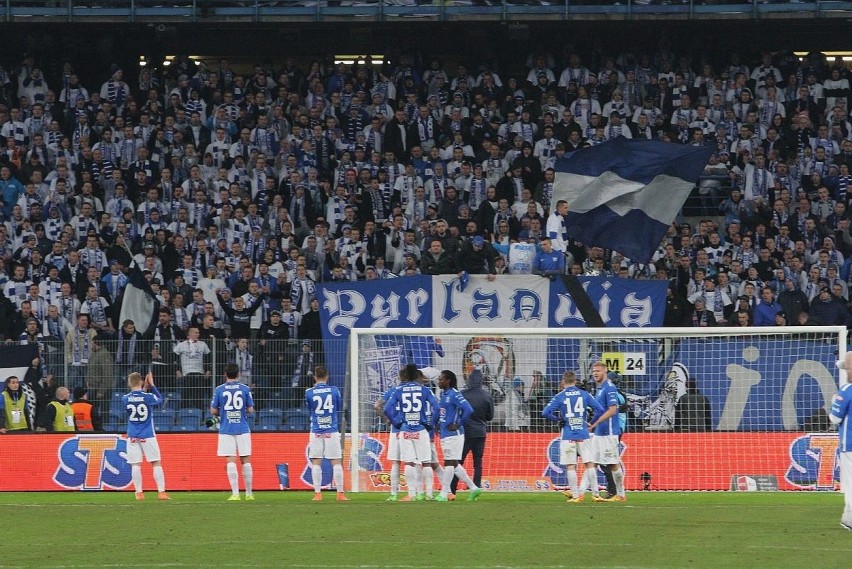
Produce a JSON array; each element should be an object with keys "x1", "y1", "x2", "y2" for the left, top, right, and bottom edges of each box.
[{"x1": 348, "y1": 326, "x2": 846, "y2": 492}]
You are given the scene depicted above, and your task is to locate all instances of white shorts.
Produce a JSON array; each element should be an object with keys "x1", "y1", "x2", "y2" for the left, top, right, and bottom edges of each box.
[
  {"x1": 841, "y1": 452, "x2": 852, "y2": 515},
  {"x1": 559, "y1": 439, "x2": 594, "y2": 466},
  {"x1": 126, "y1": 437, "x2": 162, "y2": 464},
  {"x1": 430, "y1": 440, "x2": 438, "y2": 464},
  {"x1": 440, "y1": 434, "x2": 464, "y2": 461},
  {"x1": 309, "y1": 432, "x2": 342, "y2": 460},
  {"x1": 592, "y1": 435, "x2": 620, "y2": 465},
  {"x1": 398, "y1": 430, "x2": 431, "y2": 464},
  {"x1": 387, "y1": 431, "x2": 400, "y2": 461},
  {"x1": 217, "y1": 433, "x2": 252, "y2": 457}
]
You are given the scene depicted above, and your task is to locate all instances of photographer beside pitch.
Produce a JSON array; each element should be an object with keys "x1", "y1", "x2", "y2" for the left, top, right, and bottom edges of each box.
[{"x1": 831, "y1": 352, "x2": 852, "y2": 530}]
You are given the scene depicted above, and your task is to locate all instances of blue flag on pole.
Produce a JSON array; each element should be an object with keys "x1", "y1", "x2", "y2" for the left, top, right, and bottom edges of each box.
[
  {"x1": 553, "y1": 138, "x2": 715, "y2": 263},
  {"x1": 0, "y1": 343, "x2": 37, "y2": 388},
  {"x1": 118, "y1": 263, "x2": 159, "y2": 336}
]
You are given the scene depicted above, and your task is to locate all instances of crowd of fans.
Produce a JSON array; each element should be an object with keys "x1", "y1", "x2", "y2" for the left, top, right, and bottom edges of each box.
[{"x1": 0, "y1": 46, "x2": 850, "y2": 427}]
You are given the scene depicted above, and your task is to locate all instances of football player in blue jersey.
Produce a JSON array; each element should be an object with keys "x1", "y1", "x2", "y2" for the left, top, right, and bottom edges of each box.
[
  {"x1": 831, "y1": 351, "x2": 852, "y2": 530},
  {"x1": 589, "y1": 361, "x2": 626, "y2": 502},
  {"x1": 435, "y1": 370, "x2": 481, "y2": 502},
  {"x1": 384, "y1": 363, "x2": 440, "y2": 502},
  {"x1": 210, "y1": 362, "x2": 255, "y2": 501},
  {"x1": 542, "y1": 371, "x2": 604, "y2": 503},
  {"x1": 122, "y1": 371, "x2": 169, "y2": 501},
  {"x1": 407, "y1": 335, "x2": 444, "y2": 382},
  {"x1": 421, "y1": 371, "x2": 440, "y2": 500},
  {"x1": 306, "y1": 366, "x2": 348, "y2": 501},
  {"x1": 374, "y1": 378, "x2": 402, "y2": 501}
]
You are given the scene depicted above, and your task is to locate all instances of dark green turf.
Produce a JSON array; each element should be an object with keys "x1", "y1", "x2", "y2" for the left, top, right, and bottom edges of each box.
[{"x1": 1, "y1": 491, "x2": 849, "y2": 568}]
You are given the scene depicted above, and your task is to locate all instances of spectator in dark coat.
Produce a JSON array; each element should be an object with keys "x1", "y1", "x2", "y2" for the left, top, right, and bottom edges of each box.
[
  {"x1": 778, "y1": 278, "x2": 810, "y2": 325},
  {"x1": 420, "y1": 239, "x2": 458, "y2": 275},
  {"x1": 675, "y1": 379, "x2": 712, "y2": 432},
  {"x1": 456, "y1": 235, "x2": 498, "y2": 276},
  {"x1": 809, "y1": 285, "x2": 848, "y2": 325},
  {"x1": 383, "y1": 110, "x2": 419, "y2": 163},
  {"x1": 664, "y1": 284, "x2": 691, "y2": 326}
]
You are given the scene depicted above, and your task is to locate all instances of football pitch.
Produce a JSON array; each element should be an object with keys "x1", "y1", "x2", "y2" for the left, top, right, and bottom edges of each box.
[{"x1": 2, "y1": 491, "x2": 849, "y2": 568}]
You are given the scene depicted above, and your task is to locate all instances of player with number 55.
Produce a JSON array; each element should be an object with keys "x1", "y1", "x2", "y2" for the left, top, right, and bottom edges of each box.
[
  {"x1": 383, "y1": 364, "x2": 441, "y2": 502},
  {"x1": 123, "y1": 371, "x2": 170, "y2": 501},
  {"x1": 306, "y1": 366, "x2": 348, "y2": 502}
]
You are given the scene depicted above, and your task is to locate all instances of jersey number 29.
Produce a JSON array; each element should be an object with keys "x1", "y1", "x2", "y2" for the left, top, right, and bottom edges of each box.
[{"x1": 126, "y1": 403, "x2": 149, "y2": 422}]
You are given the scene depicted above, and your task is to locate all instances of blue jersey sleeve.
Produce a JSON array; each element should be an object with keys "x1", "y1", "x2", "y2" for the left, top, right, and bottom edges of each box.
[
  {"x1": 438, "y1": 389, "x2": 473, "y2": 436},
  {"x1": 541, "y1": 392, "x2": 564, "y2": 422},
  {"x1": 433, "y1": 340, "x2": 444, "y2": 358},
  {"x1": 244, "y1": 384, "x2": 255, "y2": 410},
  {"x1": 605, "y1": 386, "x2": 618, "y2": 409},
  {"x1": 831, "y1": 383, "x2": 851, "y2": 421},
  {"x1": 586, "y1": 390, "x2": 605, "y2": 415},
  {"x1": 381, "y1": 386, "x2": 400, "y2": 432},
  {"x1": 426, "y1": 388, "x2": 440, "y2": 426},
  {"x1": 210, "y1": 386, "x2": 222, "y2": 411},
  {"x1": 333, "y1": 386, "x2": 343, "y2": 427},
  {"x1": 833, "y1": 383, "x2": 852, "y2": 452},
  {"x1": 147, "y1": 386, "x2": 163, "y2": 408},
  {"x1": 592, "y1": 382, "x2": 622, "y2": 436},
  {"x1": 383, "y1": 389, "x2": 401, "y2": 428},
  {"x1": 455, "y1": 392, "x2": 473, "y2": 425}
]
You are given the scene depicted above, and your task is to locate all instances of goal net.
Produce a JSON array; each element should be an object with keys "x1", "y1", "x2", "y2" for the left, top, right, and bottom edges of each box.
[{"x1": 348, "y1": 326, "x2": 846, "y2": 492}]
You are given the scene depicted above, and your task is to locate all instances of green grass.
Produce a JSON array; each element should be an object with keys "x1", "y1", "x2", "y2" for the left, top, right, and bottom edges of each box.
[{"x1": 1, "y1": 491, "x2": 850, "y2": 568}]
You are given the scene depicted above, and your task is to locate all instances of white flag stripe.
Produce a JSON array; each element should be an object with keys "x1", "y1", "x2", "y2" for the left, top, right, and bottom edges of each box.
[{"x1": 555, "y1": 172, "x2": 694, "y2": 224}]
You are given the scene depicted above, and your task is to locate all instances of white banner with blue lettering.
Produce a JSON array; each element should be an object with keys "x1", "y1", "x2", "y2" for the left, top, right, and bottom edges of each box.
[{"x1": 318, "y1": 275, "x2": 667, "y2": 383}]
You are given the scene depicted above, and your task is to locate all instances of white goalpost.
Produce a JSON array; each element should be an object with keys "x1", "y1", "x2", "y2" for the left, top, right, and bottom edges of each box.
[{"x1": 348, "y1": 326, "x2": 846, "y2": 493}]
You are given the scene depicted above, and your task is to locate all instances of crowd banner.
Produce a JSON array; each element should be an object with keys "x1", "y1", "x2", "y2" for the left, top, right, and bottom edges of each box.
[{"x1": 318, "y1": 275, "x2": 668, "y2": 382}]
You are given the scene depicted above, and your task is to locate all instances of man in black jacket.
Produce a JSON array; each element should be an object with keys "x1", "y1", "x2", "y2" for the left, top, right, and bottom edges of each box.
[
  {"x1": 144, "y1": 308, "x2": 185, "y2": 393},
  {"x1": 675, "y1": 379, "x2": 712, "y2": 432},
  {"x1": 456, "y1": 235, "x2": 498, "y2": 276},
  {"x1": 257, "y1": 310, "x2": 288, "y2": 408},
  {"x1": 450, "y1": 369, "x2": 494, "y2": 497},
  {"x1": 383, "y1": 110, "x2": 418, "y2": 163},
  {"x1": 421, "y1": 239, "x2": 458, "y2": 275}
]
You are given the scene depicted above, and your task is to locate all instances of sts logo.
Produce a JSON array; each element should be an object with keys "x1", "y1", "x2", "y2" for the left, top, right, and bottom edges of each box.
[
  {"x1": 53, "y1": 435, "x2": 132, "y2": 490},
  {"x1": 785, "y1": 434, "x2": 839, "y2": 490}
]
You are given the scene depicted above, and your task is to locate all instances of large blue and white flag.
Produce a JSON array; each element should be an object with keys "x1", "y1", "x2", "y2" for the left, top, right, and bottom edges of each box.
[
  {"x1": 118, "y1": 263, "x2": 159, "y2": 336},
  {"x1": 0, "y1": 343, "x2": 37, "y2": 387},
  {"x1": 553, "y1": 138, "x2": 715, "y2": 263}
]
